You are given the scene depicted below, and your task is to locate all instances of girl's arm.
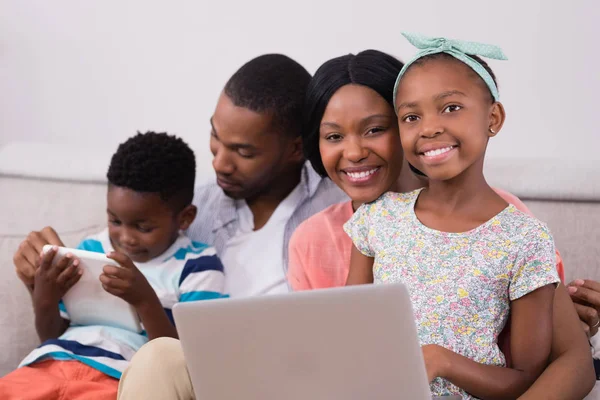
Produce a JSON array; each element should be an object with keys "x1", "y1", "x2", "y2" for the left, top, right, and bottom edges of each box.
[
  {"x1": 518, "y1": 283, "x2": 595, "y2": 399},
  {"x1": 345, "y1": 245, "x2": 374, "y2": 285},
  {"x1": 426, "y1": 284, "x2": 556, "y2": 399}
]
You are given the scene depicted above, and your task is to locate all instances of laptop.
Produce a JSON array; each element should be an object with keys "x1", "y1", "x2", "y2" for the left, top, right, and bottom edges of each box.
[{"x1": 173, "y1": 284, "x2": 457, "y2": 400}]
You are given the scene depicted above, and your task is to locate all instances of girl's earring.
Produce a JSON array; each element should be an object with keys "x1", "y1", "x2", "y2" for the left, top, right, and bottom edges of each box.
[{"x1": 489, "y1": 128, "x2": 496, "y2": 135}]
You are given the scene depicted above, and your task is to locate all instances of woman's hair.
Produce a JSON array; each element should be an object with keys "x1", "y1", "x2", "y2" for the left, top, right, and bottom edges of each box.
[{"x1": 303, "y1": 50, "x2": 405, "y2": 177}]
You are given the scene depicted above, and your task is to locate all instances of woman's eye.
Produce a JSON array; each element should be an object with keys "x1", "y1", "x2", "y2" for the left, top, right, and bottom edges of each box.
[
  {"x1": 443, "y1": 105, "x2": 462, "y2": 113},
  {"x1": 325, "y1": 133, "x2": 343, "y2": 142},
  {"x1": 402, "y1": 115, "x2": 419, "y2": 123},
  {"x1": 366, "y1": 127, "x2": 385, "y2": 136}
]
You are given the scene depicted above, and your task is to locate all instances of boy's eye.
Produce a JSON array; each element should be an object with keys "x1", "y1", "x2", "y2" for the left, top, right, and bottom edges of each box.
[
  {"x1": 443, "y1": 105, "x2": 462, "y2": 113},
  {"x1": 402, "y1": 115, "x2": 419, "y2": 123}
]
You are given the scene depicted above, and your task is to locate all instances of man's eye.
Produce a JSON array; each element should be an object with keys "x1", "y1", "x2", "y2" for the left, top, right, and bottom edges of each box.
[{"x1": 238, "y1": 151, "x2": 254, "y2": 159}]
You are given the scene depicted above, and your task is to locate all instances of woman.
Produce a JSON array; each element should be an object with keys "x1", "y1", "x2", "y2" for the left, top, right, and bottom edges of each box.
[{"x1": 288, "y1": 49, "x2": 594, "y2": 398}]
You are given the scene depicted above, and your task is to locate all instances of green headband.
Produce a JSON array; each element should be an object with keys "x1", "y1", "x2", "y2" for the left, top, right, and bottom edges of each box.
[{"x1": 393, "y1": 32, "x2": 508, "y2": 109}]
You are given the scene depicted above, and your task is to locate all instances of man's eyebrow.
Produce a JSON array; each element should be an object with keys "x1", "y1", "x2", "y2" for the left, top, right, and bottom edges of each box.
[{"x1": 209, "y1": 118, "x2": 257, "y2": 150}]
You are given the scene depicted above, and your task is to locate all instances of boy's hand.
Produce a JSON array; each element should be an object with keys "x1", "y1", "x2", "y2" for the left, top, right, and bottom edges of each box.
[
  {"x1": 100, "y1": 252, "x2": 156, "y2": 308},
  {"x1": 33, "y1": 246, "x2": 82, "y2": 309},
  {"x1": 14, "y1": 227, "x2": 64, "y2": 289}
]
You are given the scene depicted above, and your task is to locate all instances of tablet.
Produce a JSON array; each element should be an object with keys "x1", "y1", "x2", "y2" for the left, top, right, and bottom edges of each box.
[{"x1": 42, "y1": 245, "x2": 142, "y2": 333}]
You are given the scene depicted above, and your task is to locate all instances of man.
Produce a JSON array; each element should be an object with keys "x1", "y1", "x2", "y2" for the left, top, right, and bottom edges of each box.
[{"x1": 13, "y1": 54, "x2": 347, "y2": 399}]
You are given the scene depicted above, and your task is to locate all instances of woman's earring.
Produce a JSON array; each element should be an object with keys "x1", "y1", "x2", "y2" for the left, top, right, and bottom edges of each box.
[{"x1": 489, "y1": 128, "x2": 496, "y2": 134}]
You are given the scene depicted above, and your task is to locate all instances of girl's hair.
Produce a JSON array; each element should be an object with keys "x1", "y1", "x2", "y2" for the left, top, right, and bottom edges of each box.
[
  {"x1": 408, "y1": 53, "x2": 498, "y2": 102},
  {"x1": 303, "y1": 50, "x2": 405, "y2": 177}
]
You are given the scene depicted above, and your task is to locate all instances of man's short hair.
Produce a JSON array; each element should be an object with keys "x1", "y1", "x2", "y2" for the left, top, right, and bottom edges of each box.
[{"x1": 224, "y1": 54, "x2": 311, "y2": 137}]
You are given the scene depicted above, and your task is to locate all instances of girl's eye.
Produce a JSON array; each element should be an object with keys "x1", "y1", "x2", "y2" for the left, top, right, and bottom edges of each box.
[
  {"x1": 325, "y1": 133, "x2": 343, "y2": 142},
  {"x1": 137, "y1": 226, "x2": 154, "y2": 233},
  {"x1": 366, "y1": 127, "x2": 385, "y2": 136},
  {"x1": 109, "y1": 220, "x2": 121, "y2": 226},
  {"x1": 443, "y1": 105, "x2": 462, "y2": 113},
  {"x1": 402, "y1": 115, "x2": 419, "y2": 123}
]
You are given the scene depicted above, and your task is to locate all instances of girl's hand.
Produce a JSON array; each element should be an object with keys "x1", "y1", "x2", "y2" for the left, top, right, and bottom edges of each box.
[
  {"x1": 100, "y1": 252, "x2": 156, "y2": 308},
  {"x1": 422, "y1": 344, "x2": 450, "y2": 382},
  {"x1": 33, "y1": 246, "x2": 81, "y2": 309}
]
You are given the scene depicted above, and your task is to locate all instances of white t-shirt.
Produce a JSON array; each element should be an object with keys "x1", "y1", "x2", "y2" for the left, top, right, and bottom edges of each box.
[{"x1": 221, "y1": 184, "x2": 304, "y2": 298}]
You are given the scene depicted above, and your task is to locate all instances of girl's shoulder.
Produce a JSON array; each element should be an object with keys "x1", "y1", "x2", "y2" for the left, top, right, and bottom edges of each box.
[
  {"x1": 370, "y1": 189, "x2": 421, "y2": 208},
  {"x1": 357, "y1": 189, "x2": 421, "y2": 218}
]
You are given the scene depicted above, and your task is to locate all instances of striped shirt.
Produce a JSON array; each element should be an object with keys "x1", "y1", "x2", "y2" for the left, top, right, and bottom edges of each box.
[
  {"x1": 19, "y1": 229, "x2": 225, "y2": 379},
  {"x1": 187, "y1": 162, "x2": 348, "y2": 275}
]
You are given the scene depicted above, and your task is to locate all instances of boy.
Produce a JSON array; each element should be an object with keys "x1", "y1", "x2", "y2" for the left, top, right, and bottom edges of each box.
[{"x1": 0, "y1": 131, "x2": 225, "y2": 399}]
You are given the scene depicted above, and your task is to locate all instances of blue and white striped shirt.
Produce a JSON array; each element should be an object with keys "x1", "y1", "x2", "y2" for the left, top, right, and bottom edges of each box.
[{"x1": 19, "y1": 229, "x2": 225, "y2": 379}]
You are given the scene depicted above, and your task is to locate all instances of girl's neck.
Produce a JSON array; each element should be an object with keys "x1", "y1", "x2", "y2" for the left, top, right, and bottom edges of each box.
[
  {"x1": 351, "y1": 158, "x2": 427, "y2": 212},
  {"x1": 424, "y1": 169, "x2": 492, "y2": 209},
  {"x1": 394, "y1": 158, "x2": 428, "y2": 194}
]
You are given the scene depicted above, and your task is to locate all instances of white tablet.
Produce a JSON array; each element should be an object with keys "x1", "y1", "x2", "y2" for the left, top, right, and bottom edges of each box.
[{"x1": 42, "y1": 245, "x2": 142, "y2": 333}]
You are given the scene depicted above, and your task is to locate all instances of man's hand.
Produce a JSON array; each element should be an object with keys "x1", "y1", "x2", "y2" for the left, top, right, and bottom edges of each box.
[
  {"x1": 14, "y1": 227, "x2": 64, "y2": 289},
  {"x1": 100, "y1": 252, "x2": 156, "y2": 308},
  {"x1": 568, "y1": 279, "x2": 600, "y2": 337},
  {"x1": 32, "y1": 246, "x2": 82, "y2": 310}
]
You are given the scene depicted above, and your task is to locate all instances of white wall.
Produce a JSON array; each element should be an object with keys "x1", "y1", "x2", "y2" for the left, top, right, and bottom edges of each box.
[{"x1": 1, "y1": 0, "x2": 599, "y2": 175}]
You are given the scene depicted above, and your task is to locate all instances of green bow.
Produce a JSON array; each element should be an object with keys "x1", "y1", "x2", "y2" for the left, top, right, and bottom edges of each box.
[{"x1": 393, "y1": 32, "x2": 508, "y2": 107}]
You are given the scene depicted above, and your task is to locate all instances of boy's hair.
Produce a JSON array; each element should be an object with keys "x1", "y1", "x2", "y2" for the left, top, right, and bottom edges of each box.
[
  {"x1": 411, "y1": 53, "x2": 498, "y2": 102},
  {"x1": 224, "y1": 54, "x2": 311, "y2": 138},
  {"x1": 107, "y1": 131, "x2": 196, "y2": 212}
]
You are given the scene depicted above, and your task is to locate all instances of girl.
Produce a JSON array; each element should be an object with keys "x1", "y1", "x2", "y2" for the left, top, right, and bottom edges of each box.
[{"x1": 345, "y1": 34, "x2": 561, "y2": 399}]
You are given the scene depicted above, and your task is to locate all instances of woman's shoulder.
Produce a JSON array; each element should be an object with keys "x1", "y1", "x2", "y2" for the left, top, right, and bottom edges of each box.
[{"x1": 291, "y1": 201, "x2": 353, "y2": 244}]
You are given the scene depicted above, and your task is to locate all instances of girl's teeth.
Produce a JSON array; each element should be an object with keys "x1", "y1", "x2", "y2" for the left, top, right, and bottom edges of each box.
[{"x1": 424, "y1": 146, "x2": 453, "y2": 157}]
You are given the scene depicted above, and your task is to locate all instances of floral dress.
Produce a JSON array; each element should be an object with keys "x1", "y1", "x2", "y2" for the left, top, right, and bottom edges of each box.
[{"x1": 344, "y1": 189, "x2": 559, "y2": 399}]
